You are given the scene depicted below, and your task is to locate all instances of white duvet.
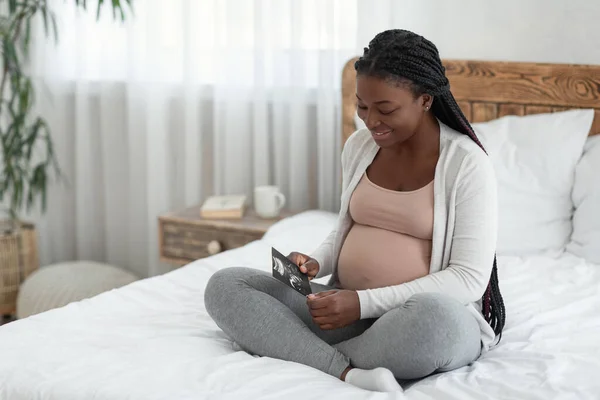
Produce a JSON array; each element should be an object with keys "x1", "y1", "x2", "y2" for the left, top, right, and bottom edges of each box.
[{"x1": 1, "y1": 211, "x2": 599, "y2": 400}]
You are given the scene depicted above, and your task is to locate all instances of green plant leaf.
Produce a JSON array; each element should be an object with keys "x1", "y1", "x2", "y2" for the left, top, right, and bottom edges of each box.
[
  {"x1": 19, "y1": 77, "x2": 32, "y2": 115},
  {"x1": 6, "y1": 114, "x2": 25, "y2": 153},
  {"x1": 8, "y1": 0, "x2": 17, "y2": 15},
  {"x1": 3, "y1": 38, "x2": 20, "y2": 73},
  {"x1": 31, "y1": 164, "x2": 47, "y2": 211},
  {"x1": 41, "y1": 168, "x2": 47, "y2": 211},
  {"x1": 29, "y1": 164, "x2": 46, "y2": 211},
  {"x1": 25, "y1": 118, "x2": 42, "y2": 162},
  {"x1": 0, "y1": 0, "x2": 131, "y2": 220},
  {"x1": 41, "y1": 6, "x2": 49, "y2": 36},
  {"x1": 50, "y1": 9, "x2": 58, "y2": 43},
  {"x1": 94, "y1": 0, "x2": 131, "y2": 21},
  {"x1": 26, "y1": 176, "x2": 34, "y2": 210},
  {"x1": 11, "y1": 172, "x2": 23, "y2": 218},
  {"x1": 42, "y1": 122, "x2": 61, "y2": 177},
  {"x1": 96, "y1": 0, "x2": 102, "y2": 19},
  {"x1": 0, "y1": 16, "x2": 11, "y2": 38},
  {"x1": 23, "y1": 18, "x2": 31, "y2": 54},
  {"x1": 112, "y1": 0, "x2": 118, "y2": 19}
]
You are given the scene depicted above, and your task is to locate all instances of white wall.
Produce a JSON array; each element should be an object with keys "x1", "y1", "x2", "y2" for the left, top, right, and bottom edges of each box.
[{"x1": 357, "y1": 0, "x2": 600, "y2": 65}]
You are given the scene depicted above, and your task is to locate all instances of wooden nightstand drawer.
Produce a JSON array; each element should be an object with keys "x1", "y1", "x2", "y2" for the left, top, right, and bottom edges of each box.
[
  {"x1": 158, "y1": 206, "x2": 294, "y2": 266},
  {"x1": 160, "y1": 221, "x2": 262, "y2": 263}
]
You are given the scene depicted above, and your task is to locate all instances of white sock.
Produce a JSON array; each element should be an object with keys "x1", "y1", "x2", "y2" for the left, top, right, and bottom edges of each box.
[{"x1": 344, "y1": 367, "x2": 403, "y2": 392}]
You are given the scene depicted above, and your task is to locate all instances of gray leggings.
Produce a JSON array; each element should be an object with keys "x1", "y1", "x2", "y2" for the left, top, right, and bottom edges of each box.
[{"x1": 204, "y1": 267, "x2": 481, "y2": 380}]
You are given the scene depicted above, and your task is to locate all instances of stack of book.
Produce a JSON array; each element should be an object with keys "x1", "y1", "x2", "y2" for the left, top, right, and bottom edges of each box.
[{"x1": 199, "y1": 195, "x2": 247, "y2": 219}]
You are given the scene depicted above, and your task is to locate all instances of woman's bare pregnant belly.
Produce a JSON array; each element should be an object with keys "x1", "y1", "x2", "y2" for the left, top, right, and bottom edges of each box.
[{"x1": 337, "y1": 223, "x2": 432, "y2": 290}]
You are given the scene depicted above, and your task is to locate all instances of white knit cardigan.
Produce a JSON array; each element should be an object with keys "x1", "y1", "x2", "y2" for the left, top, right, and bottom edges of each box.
[{"x1": 310, "y1": 121, "x2": 498, "y2": 350}]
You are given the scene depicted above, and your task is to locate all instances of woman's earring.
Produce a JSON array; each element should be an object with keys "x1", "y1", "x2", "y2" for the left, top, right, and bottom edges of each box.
[{"x1": 425, "y1": 106, "x2": 430, "y2": 111}]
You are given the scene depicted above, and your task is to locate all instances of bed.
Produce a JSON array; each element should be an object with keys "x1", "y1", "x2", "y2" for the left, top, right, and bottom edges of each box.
[{"x1": 1, "y1": 59, "x2": 600, "y2": 400}]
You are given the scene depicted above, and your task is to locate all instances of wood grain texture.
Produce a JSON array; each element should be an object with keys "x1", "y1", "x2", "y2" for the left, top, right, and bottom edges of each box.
[
  {"x1": 525, "y1": 106, "x2": 553, "y2": 115},
  {"x1": 444, "y1": 60, "x2": 600, "y2": 107},
  {"x1": 161, "y1": 207, "x2": 293, "y2": 234},
  {"x1": 592, "y1": 109, "x2": 600, "y2": 137},
  {"x1": 160, "y1": 220, "x2": 262, "y2": 264},
  {"x1": 341, "y1": 58, "x2": 600, "y2": 145},
  {"x1": 472, "y1": 102, "x2": 498, "y2": 122},
  {"x1": 158, "y1": 206, "x2": 295, "y2": 266},
  {"x1": 499, "y1": 104, "x2": 525, "y2": 117},
  {"x1": 457, "y1": 101, "x2": 472, "y2": 120}
]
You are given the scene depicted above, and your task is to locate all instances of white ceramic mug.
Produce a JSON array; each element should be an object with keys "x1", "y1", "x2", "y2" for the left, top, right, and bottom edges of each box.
[{"x1": 254, "y1": 186, "x2": 286, "y2": 218}]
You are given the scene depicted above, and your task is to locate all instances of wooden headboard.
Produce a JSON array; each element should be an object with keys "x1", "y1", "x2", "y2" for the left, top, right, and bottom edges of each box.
[{"x1": 342, "y1": 58, "x2": 600, "y2": 146}]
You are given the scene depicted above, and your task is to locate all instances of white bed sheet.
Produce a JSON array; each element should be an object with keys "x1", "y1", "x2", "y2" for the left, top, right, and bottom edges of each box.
[{"x1": 1, "y1": 210, "x2": 599, "y2": 400}]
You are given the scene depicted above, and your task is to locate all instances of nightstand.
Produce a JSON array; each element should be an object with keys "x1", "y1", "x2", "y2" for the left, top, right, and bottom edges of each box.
[{"x1": 158, "y1": 205, "x2": 294, "y2": 266}]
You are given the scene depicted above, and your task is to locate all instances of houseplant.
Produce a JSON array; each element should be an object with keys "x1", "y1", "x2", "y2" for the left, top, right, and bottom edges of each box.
[{"x1": 0, "y1": 0, "x2": 132, "y2": 316}]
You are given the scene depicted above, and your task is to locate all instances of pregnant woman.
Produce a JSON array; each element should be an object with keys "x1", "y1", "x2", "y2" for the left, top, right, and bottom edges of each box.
[{"x1": 204, "y1": 29, "x2": 506, "y2": 393}]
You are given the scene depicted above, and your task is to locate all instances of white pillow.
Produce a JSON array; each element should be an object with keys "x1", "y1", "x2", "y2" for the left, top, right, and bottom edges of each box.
[
  {"x1": 473, "y1": 109, "x2": 594, "y2": 256},
  {"x1": 567, "y1": 135, "x2": 600, "y2": 263},
  {"x1": 262, "y1": 210, "x2": 338, "y2": 255}
]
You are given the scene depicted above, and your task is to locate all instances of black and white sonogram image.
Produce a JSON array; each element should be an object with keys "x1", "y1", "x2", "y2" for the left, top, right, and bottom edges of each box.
[{"x1": 271, "y1": 247, "x2": 312, "y2": 296}]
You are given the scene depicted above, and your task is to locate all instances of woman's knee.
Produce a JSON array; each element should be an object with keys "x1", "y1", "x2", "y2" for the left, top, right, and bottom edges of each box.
[
  {"x1": 204, "y1": 267, "x2": 256, "y2": 315},
  {"x1": 404, "y1": 293, "x2": 481, "y2": 366},
  {"x1": 341, "y1": 293, "x2": 480, "y2": 378},
  {"x1": 405, "y1": 293, "x2": 468, "y2": 324}
]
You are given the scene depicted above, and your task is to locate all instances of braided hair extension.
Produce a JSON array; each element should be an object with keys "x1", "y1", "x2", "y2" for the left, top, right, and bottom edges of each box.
[{"x1": 355, "y1": 29, "x2": 506, "y2": 339}]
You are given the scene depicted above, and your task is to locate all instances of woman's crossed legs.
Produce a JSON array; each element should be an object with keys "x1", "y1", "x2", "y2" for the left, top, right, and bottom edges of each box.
[{"x1": 204, "y1": 267, "x2": 481, "y2": 391}]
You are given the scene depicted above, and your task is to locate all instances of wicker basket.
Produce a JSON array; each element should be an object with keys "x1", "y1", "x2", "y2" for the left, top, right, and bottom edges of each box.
[{"x1": 0, "y1": 221, "x2": 39, "y2": 316}]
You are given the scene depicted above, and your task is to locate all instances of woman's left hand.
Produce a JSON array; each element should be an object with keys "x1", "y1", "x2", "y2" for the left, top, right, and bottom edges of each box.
[{"x1": 306, "y1": 290, "x2": 360, "y2": 330}]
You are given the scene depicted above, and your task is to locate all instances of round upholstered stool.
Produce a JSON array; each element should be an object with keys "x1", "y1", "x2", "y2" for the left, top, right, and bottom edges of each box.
[{"x1": 16, "y1": 261, "x2": 139, "y2": 319}]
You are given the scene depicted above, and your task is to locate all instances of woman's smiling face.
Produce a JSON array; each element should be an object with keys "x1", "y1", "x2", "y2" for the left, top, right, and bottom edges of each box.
[{"x1": 356, "y1": 74, "x2": 431, "y2": 148}]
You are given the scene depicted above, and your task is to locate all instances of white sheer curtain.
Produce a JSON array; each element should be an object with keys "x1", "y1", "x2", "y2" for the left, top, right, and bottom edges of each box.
[
  {"x1": 28, "y1": 0, "x2": 366, "y2": 277},
  {"x1": 23, "y1": 0, "x2": 597, "y2": 277}
]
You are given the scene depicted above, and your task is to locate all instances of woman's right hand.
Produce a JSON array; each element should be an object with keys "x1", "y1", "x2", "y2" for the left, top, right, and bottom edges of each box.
[{"x1": 287, "y1": 252, "x2": 320, "y2": 280}]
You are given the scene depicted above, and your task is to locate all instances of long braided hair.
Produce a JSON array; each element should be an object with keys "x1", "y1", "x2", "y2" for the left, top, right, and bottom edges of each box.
[{"x1": 355, "y1": 29, "x2": 506, "y2": 339}]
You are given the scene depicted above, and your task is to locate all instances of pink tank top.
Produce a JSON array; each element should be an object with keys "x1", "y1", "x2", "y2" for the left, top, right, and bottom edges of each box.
[{"x1": 337, "y1": 173, "x2": 434, "y2": 290}]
